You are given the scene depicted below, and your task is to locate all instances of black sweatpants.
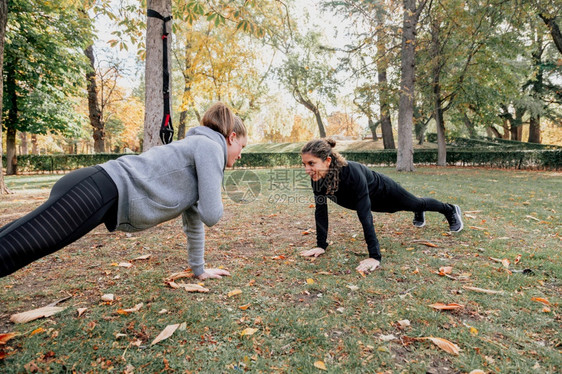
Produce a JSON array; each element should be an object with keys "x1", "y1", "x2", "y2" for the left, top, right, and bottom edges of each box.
[
  {"x1": 0, "y1": 166, "x2": 118, "y2": 277},
  {"x1": 371, "y1": 173, "x2": 452, "y2": 214}
]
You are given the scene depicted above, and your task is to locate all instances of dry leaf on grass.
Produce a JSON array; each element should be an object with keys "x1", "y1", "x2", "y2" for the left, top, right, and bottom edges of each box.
[
  {"x1": 175, "y1": 283, "x2": 209, "y2": 293},
  {"x1": 240, "y1": 328, "x2": 258, "y2": 337},
  {"x1": 101, "y1": 294, "x2": 115, "y2": 302},
  {"x1": 0, "y1": 333, "x2": 17, "y2": 345},
  {"x1": 306, "y1": 278, "x2": 315, "y2": 285},
  {"x1": 116, "y1": 303, "x2": 144, "y2": 315},
  {"x1": 239, "y1": 303, "x2": 251, "y2": 310},
  {"x1": 413, "y1": 240, "x2": 439, "y2": 247},
  {"x1": 469, "y1": 370, "x2": 486, "y2": 374},
  {"x1": 489, "y1": 257, "x2": 510, "y2": 268},
  {"x1": 531, "y1": 297, "x2": 550, "y2": 305},
  {"x1": 77, "y1": 308, "x2": 88, "y2": 317},
  {"x1": 418, "y1": 337, "x2": 460, "y2": 355},
  {"x1": 428, "y1": 303, "x2": 465, "y2": 310},
  {"x1": 227, "y1": 289, "x2": 242, "y2": 297},
  {"x1": 438, "y1": 266, "x2": 453, "y2": 275},
  {"x1": 118, "y1": 262, "x2": 133, "y2": 268},
  {"x1": 10, "y1": 306, "x2": 66, "y2": 324},
  {"x1": 166, "y1": 271, "x2": 194, "y2": 282},
  {"x1": 151, "y1": 324, "x2": 180, "y2": 346},
  {"x1": 132, "y1": 254, "x2": 151, "y2": 261},
  {"x1": 314, "y1": 361, "x2": 327, "y2": 371},
  {"x1": 514, "y1": 254, "x2": 522, "y2": 265},
  {"x1": 463, "y1": 286, "x2": 503, "y2": 294}
]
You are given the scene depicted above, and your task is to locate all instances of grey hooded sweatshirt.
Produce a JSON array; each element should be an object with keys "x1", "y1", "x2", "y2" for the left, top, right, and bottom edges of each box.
[{"x1": 100, "y1": 126, "x2": 227, "y2": 276}]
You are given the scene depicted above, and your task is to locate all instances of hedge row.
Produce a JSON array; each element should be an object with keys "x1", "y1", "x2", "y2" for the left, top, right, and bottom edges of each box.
[
  {"x1": 1, "y1": 153, "x2": 124, "y2": 173},
  {"x1": 237, "y1": 149, "x2": 562, "y2": 169},
  {"x1": 3, "y1": 149, "x2": 561, "y2": 172},
  {"x1": 426, "y1": 133, "x2": 560, "y2": 150}
]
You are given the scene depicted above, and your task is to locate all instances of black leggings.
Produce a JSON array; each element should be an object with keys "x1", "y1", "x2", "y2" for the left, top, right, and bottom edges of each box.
[
  {"x1": 0, "y1": 166, "x2": 118, "y2": 277},
  {"x1": 371, "y1": 174, "x2": 452, "y2": 214}
]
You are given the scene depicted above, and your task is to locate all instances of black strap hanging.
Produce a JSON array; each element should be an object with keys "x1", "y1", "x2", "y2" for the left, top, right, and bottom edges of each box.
[{"x1": 147, "y1": 9, "x2": 174, "y2": 144}]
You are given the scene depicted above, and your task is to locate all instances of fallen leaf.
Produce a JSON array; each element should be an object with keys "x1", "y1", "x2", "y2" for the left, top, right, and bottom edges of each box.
[
  {"x1": 397, "y1": 319, "x2": 411, "y2": 328},
  {"x1": 0, "y1": 333, "x2": 17, "y2": 345},
  {"x1": 308, "y1": 204, "x2": 315, "y2": 208},
  {"x1": 166, "y1": 271, "x2": 194, "y2": 282},
  {"x1": 240, "y1": 328, "x2": 258, "y2": 337},
  {"x1": 239, "y1": 303, "x2": 251, "y2": 310},
  {"x1": 463, "y1": 286, "x2": 503, "y2": 294},
  {"x1": 271, "y1": 255, "x2": 285, "y2": 260},
  {"x1": 30, "y1": 328, "x2": 45, "y2": 336},
  {"x1": 118, "y1": 262, "x2": 133, "y2": 268},
  {"x1": 116, "y1": 303, "x2": 144, "y2": 315},
  {"x1": 151, "y1": 324, "x2": 180, "y2": 346},
  {"x1": 531, "y1": 297, "x2": 550, "y2": 305},
  {"x1": 306, "y1": 278, "x2": 315, "y2": 285},
  {"x1": 10, "y1": 306, "x2": 66, "y2": 324},
  {"x1": 543, "y1": 307, "x2": 551, "y2": 313},
  {"x1": 489, "y1": 257, "x2": 510, "y2": 268},
  {"x1": 77, "y1": 308, "x2": 88, "y2": 317},
  {"x1": 346, "y1": 285, "x2": 359, "y2": 291},
  {"x1": 101, "y1": 294, "x2": 115, "y2": 302},
  {"x1": 132, "y1": 254, "x2": 151, "y2": 261},
  {"x1": 302, "y1": 230, "x2": 311, "y2": 235},
  {"x1": 176, "y1": 283, "x2": 209, "y2": 293},
  {"x1": 419, "y1": 241, "x2": 438, "y2": 247},
  {"x1": 428, "y1": 303, "x2": 465, "y2": 310},
  {"x1": 419, "y1": 337, "x2": 460, "y2": 355},
  {"x1": 227, "y1": 289, "x2": 243, "y2": 297},
  {"x1": 469, "y1": 370, "x2": 486, "y2": 374},
  {"x1": 379, "y1": 334, "x2": 397, "y2": 341},
  {"x1": 439, "y1": 266, "x2": 453, "y2": 275},
  {"x1": 514, "y1": 254, "x2": 522, "y2": 265},
  {"x1": 313, "y1": 361, "x2": 327, "y2": 371}
]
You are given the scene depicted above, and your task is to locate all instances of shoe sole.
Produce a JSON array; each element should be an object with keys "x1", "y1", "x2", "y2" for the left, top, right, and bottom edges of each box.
[
  {"x1": 413, "y1": 222, "x2": 425, "y2": 228},
  {"x1": 450, "y1": 205, "x2": 463, "y2": 232}
]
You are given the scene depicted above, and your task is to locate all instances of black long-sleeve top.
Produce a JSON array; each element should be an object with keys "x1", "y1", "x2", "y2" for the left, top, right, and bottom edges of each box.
[{"x1": 312, "y1": 161, "x2": 385, "y2": 261}]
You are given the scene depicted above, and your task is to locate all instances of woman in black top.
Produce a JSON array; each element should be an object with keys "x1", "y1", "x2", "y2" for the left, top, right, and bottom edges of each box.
[{"x1": 299, "y1": 138, "x2": 463, "y2": 274}]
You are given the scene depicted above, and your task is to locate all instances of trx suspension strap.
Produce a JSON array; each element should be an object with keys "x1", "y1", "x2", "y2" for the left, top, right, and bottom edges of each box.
[{"x1": 147, "y1": 9, "x2": 174, "y2": 144}]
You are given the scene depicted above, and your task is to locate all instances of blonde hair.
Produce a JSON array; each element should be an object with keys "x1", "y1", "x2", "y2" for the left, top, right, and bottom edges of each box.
[
  {"x1": 201, "y1": 102, "x2": 235, "y2": 137},
  {"x1": 233, "y1": 116, "x2": 247, "y2": 138},
  {"x1": 301, "y1": 138, "x2": 348, "y2": 195}
]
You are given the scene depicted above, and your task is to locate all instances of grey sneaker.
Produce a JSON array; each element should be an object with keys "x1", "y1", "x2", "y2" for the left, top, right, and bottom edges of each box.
[
  {"x1": 413, "y1": 211, "x2": 425, "y2": 227},
  {"x1": 445, "y1": 204, "x2": 463, "y2": 232}
]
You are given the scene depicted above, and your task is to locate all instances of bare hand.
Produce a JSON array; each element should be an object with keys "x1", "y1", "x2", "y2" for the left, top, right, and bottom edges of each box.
[
  {"x1": 197, "y1": 268, "x2": 231, "y2": 280},
  {"x1": 356, "y1": 258, "x2": 380, "y2": 274},
  {"x1": 299, "y1": 247, "x2": 326, "y2": 257}
]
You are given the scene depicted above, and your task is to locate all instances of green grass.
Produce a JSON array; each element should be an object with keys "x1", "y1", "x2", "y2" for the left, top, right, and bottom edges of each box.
[{"x1": 0, "y1": 167, "x2": 560, "y2": 373}]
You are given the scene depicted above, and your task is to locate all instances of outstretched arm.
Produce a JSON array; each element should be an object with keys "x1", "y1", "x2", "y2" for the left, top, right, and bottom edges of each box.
[
  {"x1": 301, "y1": 194, "x2": 329, "y2": 258},
  {"x1": 182, "y1": 205, "x2": 230, "y2": 280}
]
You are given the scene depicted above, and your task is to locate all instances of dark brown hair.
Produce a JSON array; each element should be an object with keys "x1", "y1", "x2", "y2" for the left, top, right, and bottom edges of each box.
[
  {"x1": 201, "y1": 102, "x2": 236, "y2": 137},
  {"x1": 301, "y1": 138, "x2": 348, "y2": 195}
]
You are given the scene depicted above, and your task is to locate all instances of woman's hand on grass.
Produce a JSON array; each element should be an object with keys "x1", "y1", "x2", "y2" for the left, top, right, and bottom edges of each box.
[
  {"x1": 356, "y1": 258, "x2": 380, "y2": 274},
  {"x1": 197, "y1": 268, "x2": 231, "y2": 280},
  {"x1": 299, "y1": 247, "x2": 326, "y2": 257}
]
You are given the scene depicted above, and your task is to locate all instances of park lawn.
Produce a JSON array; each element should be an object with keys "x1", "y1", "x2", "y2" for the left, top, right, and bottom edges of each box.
[{"x1": 0, "y1": 166, "x2": 560, "y2": 373}]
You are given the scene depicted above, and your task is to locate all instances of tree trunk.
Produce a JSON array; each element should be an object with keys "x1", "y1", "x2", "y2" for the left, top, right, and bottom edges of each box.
[
  {"x1": 376, "y1": 10, "x2": 395, "y2": 150},
  {"x1": 539, "y1": 13, "x2": 562, "y2": 56},
  {"x1": 312, "y1": 107, "x2": 327, "y2": 138},
  {"x1": 84, "y1": 44, "x2": 105, "y2": 153},
  {"x1": 379, "y1": 67, "x2": 394, "y2": 149},
  {"x1": 31, "y1": 134, "x2": 38, "y2": 154},
  {"x1": 144, "y1": 0, "x2": 173, "y2": 151},
  {"x1": 463, "y1": 114, "x2": 476, "y2": 138},
  {"x1": 5, "y1": 61, "x2": 17, "y2": 175},
  {"x1": 528, "y1": 115, "x2": 541, "y2": 143},
  {"x1": 431, "y1": 19, "x2": 447, "y2": 166},
  {"x1": 178, "y1": 34, "x2": 193, "y2": 140},
  {"x1": 367, "y1": 118, "x2": 378, "y2": 141},
  {"x1": 0, "y1": 0, "x2": 7, "y2": 193},
  {"x1": 396, "y1": 0, "x2": 420, "y2": 171},
  {"x1": 19, "y1": 132, "x2": 28, "y2": 155},
  {"x1": 6, "y1": 127, "x2": 17, "y2": 175},
  {"x1": 487, "y1": 126, "x2": 501, "y2": 138}
]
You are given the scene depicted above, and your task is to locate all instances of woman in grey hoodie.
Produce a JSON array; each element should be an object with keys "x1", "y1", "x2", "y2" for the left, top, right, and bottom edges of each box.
[{"x1": 0, "y1": 102, "x2": 247, "y2": 279}]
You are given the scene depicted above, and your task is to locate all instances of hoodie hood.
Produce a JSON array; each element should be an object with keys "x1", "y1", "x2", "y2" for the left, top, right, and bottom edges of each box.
[{"x1": 186, "y1": 126, "x2": 228, "y2": 171}]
